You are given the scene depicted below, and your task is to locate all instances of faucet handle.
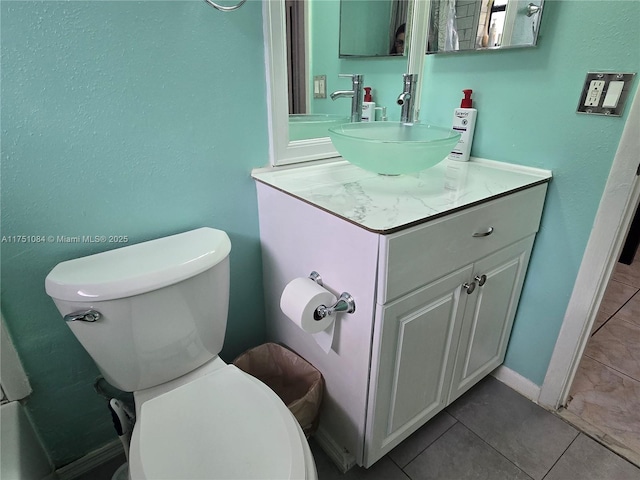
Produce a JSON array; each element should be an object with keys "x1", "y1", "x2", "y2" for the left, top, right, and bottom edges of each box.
[{"x1": 339, "y1": 73, "x2": 364, "y2": 84}]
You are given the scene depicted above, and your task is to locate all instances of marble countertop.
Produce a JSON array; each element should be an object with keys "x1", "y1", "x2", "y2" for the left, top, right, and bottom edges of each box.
[{"x1": 252, "y1": 158, "x2": 552, "y2": 233}]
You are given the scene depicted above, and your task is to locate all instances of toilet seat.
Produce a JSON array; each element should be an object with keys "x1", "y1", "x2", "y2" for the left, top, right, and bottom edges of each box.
[{"x1": 128, "y1": 365, "x2": 309, "y2": 480}]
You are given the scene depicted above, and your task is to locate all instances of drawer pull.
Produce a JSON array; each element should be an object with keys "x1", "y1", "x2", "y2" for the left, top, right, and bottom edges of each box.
[
  {"x1": 462, "y1": 282, "x2": 476, "y2": 294},
  {"x1": 475, "y1": 274, "x2": 487, "y2": 286},
  {"x1": 472, "y1": 227, "x2": 494, "y2": 238}
]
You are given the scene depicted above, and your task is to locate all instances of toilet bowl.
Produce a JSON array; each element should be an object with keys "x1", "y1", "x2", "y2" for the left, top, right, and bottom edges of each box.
[
  {"x1": 45, "y1": 228, "x2": 317, "y2": 480},
  {"x1": 129, "y1": 359, "x2": 316, "y2": 479}
]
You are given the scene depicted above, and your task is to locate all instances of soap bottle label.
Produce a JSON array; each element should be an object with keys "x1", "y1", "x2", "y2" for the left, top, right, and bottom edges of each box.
[
  {"x1": 449, "y1": 108, "x2": 476, "y2": 162},
  {"x1": 362, "y1": 102, "x2": 375, "y2": 122}
]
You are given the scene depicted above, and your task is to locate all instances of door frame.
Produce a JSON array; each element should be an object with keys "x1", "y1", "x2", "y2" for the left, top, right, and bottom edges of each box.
[{"x1": 538, "y1": 87, "x2": 640, "y2": 409}]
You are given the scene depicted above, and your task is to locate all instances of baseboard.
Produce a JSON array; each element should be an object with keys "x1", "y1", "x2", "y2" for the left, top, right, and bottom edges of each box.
[
  {"x1": 491, "y1": 365, "x2": 541, "y2": 403},
  {"x1": 313, "y1": 426, "x2": 356, "y2": 473},
  {"x1": 55, "y1": 439, "x2": 124, "y2": 480}
]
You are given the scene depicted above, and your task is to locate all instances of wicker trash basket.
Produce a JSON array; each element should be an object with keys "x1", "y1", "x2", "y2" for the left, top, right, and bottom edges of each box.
[{"x1": 233, "y1": 342, "x2": 324, "y2": 437}]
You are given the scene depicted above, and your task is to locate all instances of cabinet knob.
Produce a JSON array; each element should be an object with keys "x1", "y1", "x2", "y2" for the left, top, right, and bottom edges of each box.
[
  {"x1": 462, "y1": 281, "x2": 476, "y2": 294},
  {"x1": 474, "y1": 274, "x2": 487, "y2": 286}
]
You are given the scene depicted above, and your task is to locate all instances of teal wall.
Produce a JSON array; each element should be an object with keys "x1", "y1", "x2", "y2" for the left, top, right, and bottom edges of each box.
[
  {"x1": 340, "y1": 0, "x2": 392, "y2": 56},
  {"x1": 418, "y1": 0, "x2": 640, "y2": 384},
  {"x1": 1, "y1": 0, "x2": 267, "y2": 466}
]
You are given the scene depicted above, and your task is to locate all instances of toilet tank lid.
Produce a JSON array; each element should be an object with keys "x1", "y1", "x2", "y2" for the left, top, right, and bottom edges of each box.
[{"x1": 45, "y1": 228, "x2": 231, "y2": 302}]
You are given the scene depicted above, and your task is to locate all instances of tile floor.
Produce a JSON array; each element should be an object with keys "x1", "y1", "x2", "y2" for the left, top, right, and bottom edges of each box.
[
  {"x1": 564, "y1": 250, "x2": 640, "y2": 466},
  {"x1": 78, "y1": 376, "x2": 640, "y2": 480}
]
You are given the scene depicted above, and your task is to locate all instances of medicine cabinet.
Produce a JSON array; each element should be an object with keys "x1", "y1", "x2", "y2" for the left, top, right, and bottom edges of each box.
[{"x1": 427, "y1": 0, "x2": 544, "y2": 54}]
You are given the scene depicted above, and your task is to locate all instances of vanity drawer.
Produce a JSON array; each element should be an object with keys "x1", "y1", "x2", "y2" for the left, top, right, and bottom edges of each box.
[{"x1": 377, "y1": 184, "x2": 547, "y2": 303}]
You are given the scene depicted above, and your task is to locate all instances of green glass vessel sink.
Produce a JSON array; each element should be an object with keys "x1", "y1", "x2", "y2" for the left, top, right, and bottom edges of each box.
[
  {"x1": 289, "y1": 114, "x2": 350, "y2": 141},
  {"x1": 328, "y1": 122, "x2": 461, "y2": 175}
]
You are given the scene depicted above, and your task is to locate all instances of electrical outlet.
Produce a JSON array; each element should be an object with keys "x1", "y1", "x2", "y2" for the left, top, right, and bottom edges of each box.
[
  {"x1": 577, "y1": 72, "x2": 636, "y2": 116},
  {"x1": 584, "y1": 80, "x2": 605, "y2": 107}
]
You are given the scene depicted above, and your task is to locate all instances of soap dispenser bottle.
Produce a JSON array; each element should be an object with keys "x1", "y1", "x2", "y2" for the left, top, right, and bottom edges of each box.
[
  {"x1": 361, "y1": 87, "x2": 376, "y2": 122},
  {"x1": 449, "y1": 89, "x2": 477, "y2": 162},
  {"x1": 488, "y1": 19, "x2": 498, "y2": 46}
]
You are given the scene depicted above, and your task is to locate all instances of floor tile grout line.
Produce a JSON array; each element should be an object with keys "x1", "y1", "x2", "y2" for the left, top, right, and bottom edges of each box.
[
  {"x1": 556, "y1": 410, "x2": 640, "y2": 469},
  {"x1": 582, "y1": 353, "x2": 640, "y2": 384},
  {"x1": 397, "y1": 463, "x2": 412, "y2": 480},
  {"x1": 584, "y1": 312, "x2": 640, "y2": 382},
  {"x1": 611, "y1": 254, "x2": 640, "y2": 289},
  {"x1": 460, "y1": 423, "x2": 536, "y2": 480},
  {"x1": 539, "y1": 431, "x2": 580, "y2": 480},
  {"x1": 591, "y1": 313, "x2": 615, "y2": 337},
  {"x1": 610, "y1": 274, "x2": 640, "y2": 290},
  {"x1": 610, "y1": 275, "x2": 640, "y2": 289},
  {"x1": 590, "y1": 286, "x2": 640, "y2": 337},
  {"x1": 564, "y1": 401, "x2": 640, "y2": 465},
  {"x1": 390, "y1": 419, "x2": 460, "y2": 472},
  {"x1": 588, "y1": 312, "x2": 640, "y2": 351}
]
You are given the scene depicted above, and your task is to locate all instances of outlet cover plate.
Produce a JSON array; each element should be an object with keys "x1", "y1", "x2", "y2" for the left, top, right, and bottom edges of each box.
[{"x1": 577, "y1": 72, "x2": 636, "y2": 116}]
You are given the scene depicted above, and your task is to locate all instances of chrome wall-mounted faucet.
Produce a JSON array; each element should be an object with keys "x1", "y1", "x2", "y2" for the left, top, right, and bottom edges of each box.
[
  {"x1": 330, "y1": 74, "x2": 364, "y2": 122},
  {"x1": 397, "y1": 73, "x2": 418, "y2": 124}
]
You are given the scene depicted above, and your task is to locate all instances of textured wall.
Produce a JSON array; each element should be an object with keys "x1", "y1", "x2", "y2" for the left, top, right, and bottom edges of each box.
[
  {"x1": 1, "y1": 0, "x2": 267, "y2": 466},
  {"x1": 419, "y1": 0, "x2": 640, "y2": 384}
]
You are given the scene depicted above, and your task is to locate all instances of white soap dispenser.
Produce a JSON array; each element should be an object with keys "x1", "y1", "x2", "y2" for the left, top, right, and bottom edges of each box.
[{"x1": 449, "y1": 89, "x2": 477, "y2": 162}]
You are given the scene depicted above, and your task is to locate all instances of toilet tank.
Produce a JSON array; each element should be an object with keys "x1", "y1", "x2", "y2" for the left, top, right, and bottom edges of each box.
[{"x1": 45, "y1": 228, "x2": 231, "y2": 392}]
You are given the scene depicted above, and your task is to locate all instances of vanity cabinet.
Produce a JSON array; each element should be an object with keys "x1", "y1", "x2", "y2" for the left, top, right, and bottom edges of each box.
[
  {"x1": 448, "y1": 237, "x2": 534, "y2": 402},
  {"x1": 364, "y1": 186, "x2": 545, "y2": 464},
  {"x1": 366, "y1": 265, "x2": 471, "y2": 461},
  {"x1": 254, "y1": 162, "x2": 550, "y2": 471}
]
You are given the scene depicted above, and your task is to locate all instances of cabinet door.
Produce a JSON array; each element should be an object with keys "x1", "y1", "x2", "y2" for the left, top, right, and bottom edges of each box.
[
  {"x1": 448, "y1": 236, "x2": 535, "y2": 403},
  {"x1": 364, "y1": 266, "x2": 472, "y2": 466}
]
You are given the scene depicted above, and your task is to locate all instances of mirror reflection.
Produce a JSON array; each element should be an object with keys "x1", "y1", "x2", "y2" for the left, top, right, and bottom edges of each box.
[
  {"x1": 427, "y1": 0, "x2": 543, "y2": 54},
  {"x1": 285, "y1": 0, "x2": 410, "y2": 143},
  {"x1": 287, "y1": 0, "x2": 353, "y2": 142},
  {"x1": 339, "y1": 0, "x2": 409, "y2": 57}
]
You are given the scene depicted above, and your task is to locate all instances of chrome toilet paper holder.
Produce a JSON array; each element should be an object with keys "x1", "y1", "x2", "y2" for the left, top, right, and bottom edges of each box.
[{"x1": 308, "y1": 271, "x2": 356, "y2": 320}]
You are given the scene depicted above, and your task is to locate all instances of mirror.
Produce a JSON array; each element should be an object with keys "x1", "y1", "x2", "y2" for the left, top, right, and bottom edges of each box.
[
  {"x1": 427, "y1": 0, "x2": 544, "y2": 54},
  {"x1": 263, "y1": 0, "x2": 420, "y2": 167},
  {"x1": 284, "y1": 0, "x2": 411, "y2": 146},
  {"x1": 339, "y1": 0, "x2": 409, "y2": 57},
  {"x1": 286, "y1": 0, "x2": 352, "y2": 143},
  {"x1": 264, "y1": 0, "x2": 338, "y2": 166}
]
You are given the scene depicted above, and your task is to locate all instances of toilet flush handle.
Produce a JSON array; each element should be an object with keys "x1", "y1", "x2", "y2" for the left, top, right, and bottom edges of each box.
[{"x1": 64, "y1": 309, "x2": 102, "y2": 323}]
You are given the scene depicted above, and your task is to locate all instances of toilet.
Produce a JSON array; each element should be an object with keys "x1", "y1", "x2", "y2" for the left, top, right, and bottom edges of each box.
[{"x1": 45, "y1": 227, "x2": 317, "y2": 480}]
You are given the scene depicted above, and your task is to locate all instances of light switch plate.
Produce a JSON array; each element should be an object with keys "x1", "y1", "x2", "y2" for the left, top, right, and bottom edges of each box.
[
  {"x1": 314, "y1": 75, "x2": 327, "y2": 99},
  {"x1": 577, "y1": 72, "x2": 636, "y2": 116}
]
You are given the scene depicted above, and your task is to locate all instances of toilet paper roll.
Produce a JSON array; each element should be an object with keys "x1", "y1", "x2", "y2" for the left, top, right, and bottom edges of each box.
[
  {"x1": 280, "y1": 277, "x2": 337, "y2": 334},
  {"x1": 312, "y1": 321, "x2": 335, "y2": 354}
]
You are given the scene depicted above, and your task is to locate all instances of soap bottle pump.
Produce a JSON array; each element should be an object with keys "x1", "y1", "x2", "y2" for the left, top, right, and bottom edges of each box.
[
  {"x1": 361, "y1": 87, "x2": 376, "y2": 122},
  {"x1": 449, "y1": 89, "x2": 477, "y2": 162}
]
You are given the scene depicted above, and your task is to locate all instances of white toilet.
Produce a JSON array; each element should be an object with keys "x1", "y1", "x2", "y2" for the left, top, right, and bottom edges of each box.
[{"x1": 45, "y1": 227, "x2": 317, "y2": 480}]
